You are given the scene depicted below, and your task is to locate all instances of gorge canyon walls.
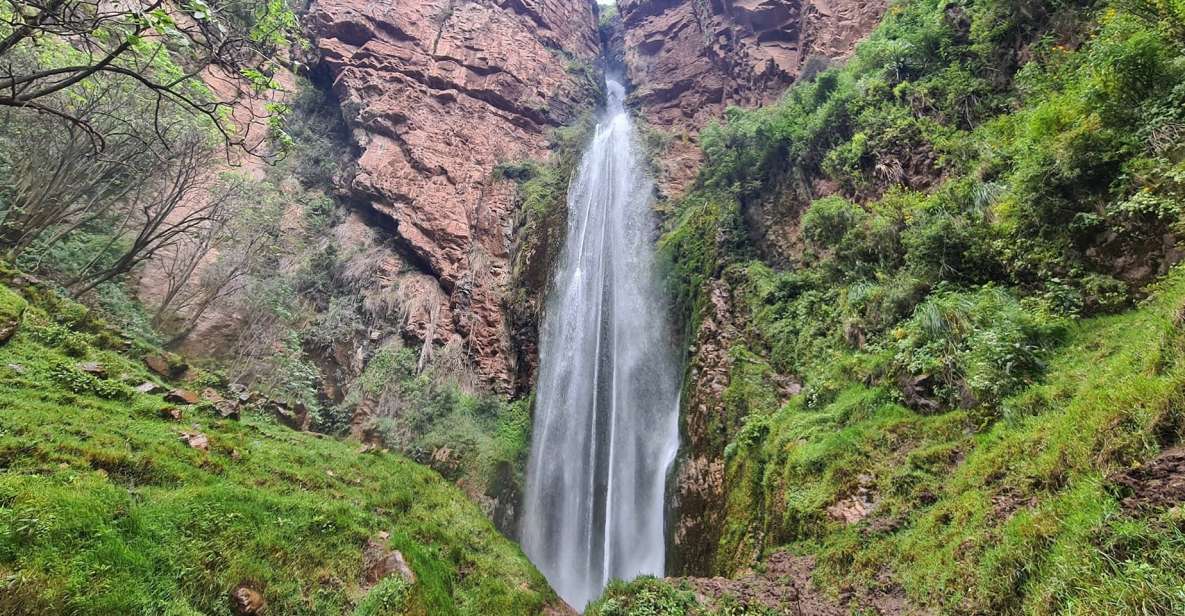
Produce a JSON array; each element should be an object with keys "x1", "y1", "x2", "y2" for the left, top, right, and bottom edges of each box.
[
  {"x1": 298, "y1": 0, "x2": 886, "y2": 401},
  {"x1": 306, "y1": 0, "x2": 601, "y2": 394},
  {"x1": 619, "y1": 0, "x2": 888, "y2": 197},
  {"x1": 293, "y1": 0, "x2": 885, "y2": 564}
]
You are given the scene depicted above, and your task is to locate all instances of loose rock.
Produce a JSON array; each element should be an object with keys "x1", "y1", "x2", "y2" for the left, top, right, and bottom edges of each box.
[
  {"x1": 179, "y1": 431, "x2": 209, "y2": 451},
  {"x1": 77, "y1": 362, "x2": 107, "y2": 378},
  {"x1": 230, "y1": 584, "x2": 266, "y2": 615},
  {"x1": 165, "y1": 388, "x2": 200, "y2": 405},
  {"x1": 0, "y1": 318, "x2": 17, "y2": 345},
  {"x1": 135, "y1": 381, "x2": 165, "y2": 394},
  {"x1": 362, "y1": 531, "x2": 416, "y2": 586},
  {"x1": 144, "y1": 354, "x2": 171, "y2": 377}
]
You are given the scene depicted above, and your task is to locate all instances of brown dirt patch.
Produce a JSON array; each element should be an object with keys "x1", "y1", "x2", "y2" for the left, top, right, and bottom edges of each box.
[
  {"x1": 1110, "y1": 447, "x2": 1185, "y2": 511},
  {"x1": 672, "y1": 552, "x2": 921, "y2": 615}
]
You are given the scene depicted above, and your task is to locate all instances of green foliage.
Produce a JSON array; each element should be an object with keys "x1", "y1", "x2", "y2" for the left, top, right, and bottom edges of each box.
[
  {"x1": 343, "y1": 342, "x2": 534, "y2": 503},
  {"x1": 587, "y1": 577, "x2": 777, "y2": 616},
  {"x1": 0, "y1": 281, "x2": 555, "y2": 615},
  {"x1": 657, "y1": 0, "x2": 1185, "y2": 612},
  {"x1": 587, "y1": 578, "x2": 698, "y2": 616},
  {"x1": 353, "y1": 577, "x2": 410, "y2": 616},
  {"x1": 0, "y1": 285, "x2": 25, "y2": 324},
  {"x1": 892, "y1": 286, "x2": 1064, "y2": 407}
]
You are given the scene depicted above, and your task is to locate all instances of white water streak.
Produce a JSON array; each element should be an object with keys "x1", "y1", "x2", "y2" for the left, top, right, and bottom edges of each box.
[{"x1": 521, "y1": 80, "x2": 681, "y2": 611}]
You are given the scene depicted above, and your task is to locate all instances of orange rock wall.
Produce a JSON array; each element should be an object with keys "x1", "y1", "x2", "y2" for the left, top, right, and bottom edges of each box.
[
  {"x1": 307, "y1": 0, "x2": 601, "y2": 392},
  {"x1": 619, "y1": 0, "x2": 887, "y2": 196}
]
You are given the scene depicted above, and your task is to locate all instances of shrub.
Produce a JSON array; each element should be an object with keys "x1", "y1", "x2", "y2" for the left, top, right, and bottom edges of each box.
[{"x1": 892, "y1": 287, "x2": 1063, "y2": 408}]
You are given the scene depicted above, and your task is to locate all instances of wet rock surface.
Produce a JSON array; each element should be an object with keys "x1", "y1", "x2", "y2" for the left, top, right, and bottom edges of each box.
[{"x1": 670, "y1": 280, "x2": 741, "y2": 574}]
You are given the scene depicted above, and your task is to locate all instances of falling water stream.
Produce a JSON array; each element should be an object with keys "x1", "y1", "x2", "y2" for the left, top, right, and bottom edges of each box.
[{"x1": 520, "y1": 79, "x2": 681, "y2": 611}]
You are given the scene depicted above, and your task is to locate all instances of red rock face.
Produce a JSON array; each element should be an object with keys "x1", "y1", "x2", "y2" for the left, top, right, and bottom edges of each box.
[
  {"x1": 618, "y1": 0, "x2": 887, "y2": 196},
  {"x1": 307, "y1": 0, "x2": 600, "y2": 392}
]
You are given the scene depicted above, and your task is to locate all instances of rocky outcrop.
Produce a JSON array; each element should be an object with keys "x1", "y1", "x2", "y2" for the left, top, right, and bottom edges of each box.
[
  {"x1": 618, "y1": 0, "x2": 887, "y2": 196},
  {"x1": 306, "y1": 0, "x2": 601, "y2": 393},
  {"x1": 669, "y1": 280, "x2": 740, "y2": 574}
]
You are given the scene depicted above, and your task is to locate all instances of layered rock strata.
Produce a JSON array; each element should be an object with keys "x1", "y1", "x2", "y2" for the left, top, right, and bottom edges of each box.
[
  {"x1": 306, "y1": 0, "x2": 601, "y2": 392},
  {"x1": 619, "y1": 0, "x2": 888, "y2": 196}
]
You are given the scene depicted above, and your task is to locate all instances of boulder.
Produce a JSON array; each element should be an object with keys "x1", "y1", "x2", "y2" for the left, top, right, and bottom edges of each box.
[
  {"x1": 143, "y1": 354, "x2": 171, "y2": 377},
  {"x1": 135, "y1": 381, "x2": 165, "y2": 395},
  {"x1": 362, "y1": 531, "x2": 416, "y2": 586},
  {"x1": 179, "y1": 431, "x2": 209, "y2": 451},
  {"x1": 270, "y1": 401, "x2": 310, "y2": 431},
  {"x1": 159, "y1": 407, "x2": 183, "y2": 421},
  {"x1": 0, "y1": 318, "x2": 17, "y2": 345},
  {"x1": 77, "y1": 362, "x2": 107, "y2": 378},
  {"x1": 203, "y1": 387, "x2": 241, "y2": 420},
  {"x1": 165, "y1": 388, "x2": 201, "y2": 405},
  {"x1": 229, "y1": 584, "x2": 266, "y2": 615},
  {"x1": 144, "y1": 353, "x2": 188, "y2": 379}
]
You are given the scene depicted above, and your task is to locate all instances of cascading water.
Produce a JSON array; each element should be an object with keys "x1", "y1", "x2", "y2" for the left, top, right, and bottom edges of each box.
[{"x1": 520, "y1": 79, "x2": 681, "y2": 611}]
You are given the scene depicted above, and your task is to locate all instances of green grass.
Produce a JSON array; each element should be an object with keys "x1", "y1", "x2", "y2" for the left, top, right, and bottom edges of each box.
[
  {"x1": 0, "y1": 283, "x2": 555, "y2": 615},
  {"x1": 714, "y1": 268, "x2": 1185, "y2": 613}
]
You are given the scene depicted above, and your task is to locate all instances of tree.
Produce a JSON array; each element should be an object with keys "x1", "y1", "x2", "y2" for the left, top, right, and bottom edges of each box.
[{"x1": 0, "y1": 0, "x2": 299, "y2": 153}]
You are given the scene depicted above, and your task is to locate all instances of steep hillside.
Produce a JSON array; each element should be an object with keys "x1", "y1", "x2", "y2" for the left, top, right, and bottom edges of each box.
[
  {"x1": 637, "y1": 0, "x2": 1185, "y2": 612},
  {"x1": 618, "y1": 0, "x2": 888, "y2": 196},
  {"x1": 306, "y1": 0, "x2": 603, "y2": 394},
  {"x1": 0, "y1": 274, "x2": 559, "y2": 615}
]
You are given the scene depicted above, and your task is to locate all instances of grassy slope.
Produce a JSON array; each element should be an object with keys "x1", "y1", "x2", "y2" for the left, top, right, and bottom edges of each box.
[
  {"x1": 729, "y1": 268, "x2": 1185, "y2": 613},
  {"x1": 597, "y1": 0, "x2": 1185, "y2": 613},
  {"x1": 0, "y1": 283, "x2": 554, "y2": 615}
]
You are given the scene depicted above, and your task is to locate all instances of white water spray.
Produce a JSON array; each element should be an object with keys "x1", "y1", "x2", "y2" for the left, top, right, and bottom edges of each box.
[{"x1": 520, "y1": 80, "x2": 681, "y2": 611}]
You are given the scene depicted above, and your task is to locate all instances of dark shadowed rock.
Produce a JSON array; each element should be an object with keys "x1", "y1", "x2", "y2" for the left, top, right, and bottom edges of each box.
[{"x1": 270, "y1": 402, "x2": 310, "y2": 431}]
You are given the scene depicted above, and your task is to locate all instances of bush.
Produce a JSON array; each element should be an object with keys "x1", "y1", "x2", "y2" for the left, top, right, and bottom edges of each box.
[{"x1": 892, "y1": 287, "x2": 1063, "y2": 408}]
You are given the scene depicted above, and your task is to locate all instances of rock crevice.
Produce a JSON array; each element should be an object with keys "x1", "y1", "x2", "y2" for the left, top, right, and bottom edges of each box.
[
  {"x1": 307, "y1": 0, "x2": 601, "y2": 392},
  {"x1": 619, "y1": 0, "x2": 887, "y2": 197}
]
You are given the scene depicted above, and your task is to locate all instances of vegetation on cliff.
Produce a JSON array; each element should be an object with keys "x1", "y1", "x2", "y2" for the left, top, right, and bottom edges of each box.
[
  {"x1": 644, "y1": 0, "x2": 1185, "y2": 612},
  {"x1": 0, "y1": 274, "x2": 556, "y2": 615}
]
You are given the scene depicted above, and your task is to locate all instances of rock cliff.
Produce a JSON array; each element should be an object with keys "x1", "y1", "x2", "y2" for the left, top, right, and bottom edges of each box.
[
  {"x1": 614, "y1": 0, "x2": 888, "y2": 576},
  {"x1": 306, "y1": 0, "x2": 601, "y2": 393},
  {"x1": 618, "y1": 0, "x2": 887, "y2": 197}
]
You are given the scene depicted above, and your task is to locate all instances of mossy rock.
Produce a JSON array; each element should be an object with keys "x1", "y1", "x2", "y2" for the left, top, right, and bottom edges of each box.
[{"x1": 0, "y1": 284, "x2": 27, "y2": 345}]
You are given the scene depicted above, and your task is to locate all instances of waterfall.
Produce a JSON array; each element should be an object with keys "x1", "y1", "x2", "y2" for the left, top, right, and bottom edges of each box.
[{"x1": 520, "y1": 79, "x2": 681, "y2": 611}]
